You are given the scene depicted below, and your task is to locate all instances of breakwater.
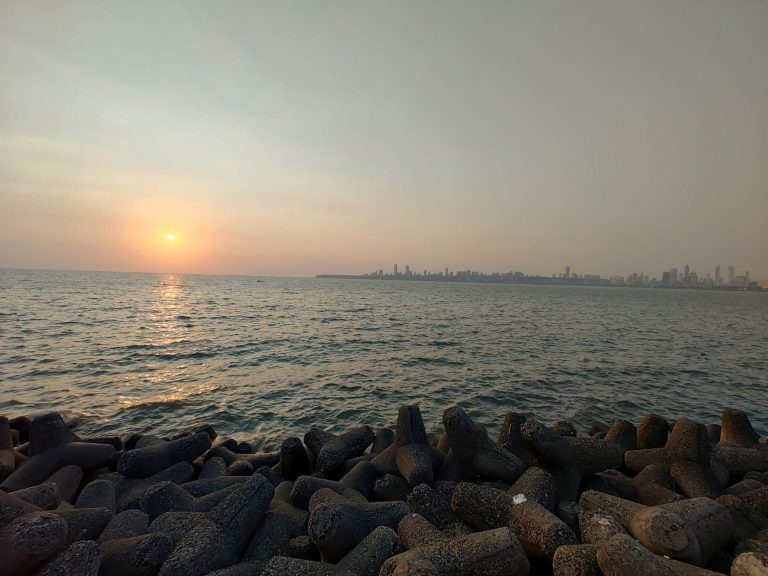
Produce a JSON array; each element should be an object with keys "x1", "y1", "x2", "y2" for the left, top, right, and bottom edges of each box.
[{"x1": 1, "y1": 404, "x2": 767, "y2": 575}]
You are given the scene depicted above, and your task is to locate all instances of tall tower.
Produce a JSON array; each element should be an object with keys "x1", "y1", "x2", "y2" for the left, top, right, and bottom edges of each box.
[
  {"x1": 394, "y1": 264, "x2": 398, "y2": 277},
  {"x1": 728, "y1": 265, "x2": 735, "y2": 285},
  {"x1": 715, "y1": 266, "x2": 721, "y2": 286},
  {"x1": 565, "y1": 266, "x2": 570, "y2": 278},
  {"x1": 684, "y1": 265, "x2": 690, "y2": 283},
  {"x1": 670, "y1": 267, "x2": 678, "y2": 283}
]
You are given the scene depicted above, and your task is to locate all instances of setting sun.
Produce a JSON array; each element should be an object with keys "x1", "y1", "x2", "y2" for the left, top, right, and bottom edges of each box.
[{"x1": 166, "y1": 234, "x2": 175, "y2": 242}]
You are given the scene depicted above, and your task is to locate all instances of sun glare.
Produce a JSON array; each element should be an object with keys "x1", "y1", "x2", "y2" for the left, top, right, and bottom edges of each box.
[{"x1": 166, "y1": 234, "x2": 175, "y2": 242}]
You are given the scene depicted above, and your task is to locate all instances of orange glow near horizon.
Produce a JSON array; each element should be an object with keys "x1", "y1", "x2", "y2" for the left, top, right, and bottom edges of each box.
[{"x1": 116, "y1": 196, "x2": 219, "y2": 273}]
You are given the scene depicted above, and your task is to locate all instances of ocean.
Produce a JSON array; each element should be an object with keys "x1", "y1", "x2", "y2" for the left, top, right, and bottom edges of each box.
[{"x1": 1, "y1": 269, "x2": 766, "y2": 449}]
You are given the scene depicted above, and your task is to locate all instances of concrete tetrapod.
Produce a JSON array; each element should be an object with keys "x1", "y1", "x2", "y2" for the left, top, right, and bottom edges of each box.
[
  {"x1": 372, "y1": 473, "x2": 412, "y2": 502},
  {"x1": 99, "y1": 533, "x2": 174, "y2": 576},
  {"x1": 578, "y1": 510, "x2": 628, "y2": 545},
  {"x1": 509, "y1": 466, "x2": 558, "y2": 511},
  {"x1": 148, "y1": 511, "x2": 205, "y2": 547},
  {"x1": 198, "y1": 456, "x2": 228, "y2": 480},
  {"x1": 578, "y1": 490, "x2": 645, "y2": 529},
  {"x1": 713, "y1": 408, "x2": 768, "y2": 476},
  {"x1": 720, "y1": 409, "x2": 761, "y2": 447},
  {"x1": 117, "y1": 432, "x2": 211, "y2": 478},
  {"x1": 397, "y1": 513, "x2": 447, "y2": 550},
  {"x1": 508, "y1": 499, "x2": 579, "y2": 561},
  {"x1": 371, "y1": 427, "x2": 395, "y2": 455},
  {"x1": 339, "y1": 460, "x2": 378, "y2": 499},
  {"x1": 380, "y1": 526, "x2": 530, "y2": 576},
  {"x1": 552, "y1": 420, "x2": 578, "y2": 438},
  {"x1": 1, "y1": 442, "x2": 115, "y2": 492},
  {"x1": 105, "y1": 461, "x2": 195, "y2": 511},
  {"x1": 181, "y1": 476, "x2": 249, "y2": 497},
  {"x1": 553, "y1": 544, "x2": 601, "y2": 576},
  {"x1": 597, "y1": 465, "x2": 682, "y2": 506},
  {"x1": 139, "y1": 480, "x2": 237, "y2": 521},
  {"x1": 242, "y1": 481, "x2": 309, "y2": 566},
  {"x1": 713, "y1": 445, "x2": 768, "y2": 475},
  {"x1": 27, "y1": 413, "x2": 76, "y2": 456},
  {"x1": 45, "y1": 464, "x2": 84, "y2": 503},
  {"x1": 605, "y1": 419, "x2": 638, "y2": 451},
  {"x1": 0, "y1": 416, "x2": 15, "y2": 481},
  {"x1": 450, "y1": 482, "x2": 510, "y2": 530},
  {"x1": 742, "y1": 486, "x2": 768, "y2": 516},
  {"x1": 75, "y1": 479, "x2": 117, "y2": 513},
  {"x1": 407, "y1": 482, "x2": 457, "y2": 529},
  {"x1": 625, "y1": 419, "x2": 723, "y2": 499},
  {"x1": 628, "y1": 497, "x2": 733, "y2": 566},
  {"x1": 440, "y1": 406, "x2": 525, "y2": 484},
  {"x1": 260, "y1": 557, "x2": 356, "y2": 576},
  {"x1": 597, "y1": 533, "x2": 724, "y2": 576},
  {"x1": 289, "y1": 475, "x2": 367, "y2": 510},
  {"x1": 316, "y1": 426, "x2": 374, "y2": 473},
  {"x1": 157, "y1": 473, "x2": 275, "y2": 576},
  {"x1": 10, "y1": 415, "x2": 31, "y2": 444},
  {"x1": 12, "y1": 482, "x2": 62, "y2": 510},
  {"x1": 731, "y1": 552, "x2": 768, "y2": 576},
  {"x1": 280, "y1": 437, "x2": 311, "y2": 481},
  {"x1": 0, "y1": 511, "x2": 69, "y2": 576},
  {"x1": 38, "y1": 539, "x2": 102, "y2": 576},
  {"x1": 56, "y1": 507, "x2": 113, "y2": 541},
  {"x1": 566, "y1": 437, "x2": 625, "y2": 476},
  {"x1": 581, "y1": 489, "x2": 733, "y2": 567},
  {"x1": 97, "y1": 509, "x2": 149, "y2": 543},
  {"x1": 636, "y1": 415, "x2": 669, "y2": 450},
  {"x1": 519, "y1": 420, "x2": 622, "y2": 500},
  {"x1": 497, "y1": 413, "x2": 536, "y2": 467},
  {"x1": 393, "y1": 404, "x2": 435, "y2": 487},
  {"x1": 334, "y1": 525, "x2": 402, "y2": 576},
  {"x1": 0, "y1": 488, "x2": 42, "y2": 527},
  {"x1": 306, "y1": 487, "x2": 409, "y2": 562}
]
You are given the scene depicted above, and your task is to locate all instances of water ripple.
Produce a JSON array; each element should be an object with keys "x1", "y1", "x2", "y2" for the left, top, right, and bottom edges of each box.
[{"x1": 1, "y1": 269, "x2": 767, "y2": 449}]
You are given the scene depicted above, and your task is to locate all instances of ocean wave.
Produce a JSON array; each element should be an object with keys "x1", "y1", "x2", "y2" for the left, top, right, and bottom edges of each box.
[{"x1": 2, "y1": 271, "x2": 767, "y2": 444}]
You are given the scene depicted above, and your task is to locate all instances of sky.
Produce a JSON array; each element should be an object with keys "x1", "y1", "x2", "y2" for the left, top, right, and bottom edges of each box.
[{"x1": 1, "y1": 1, "x2": 766, "y2": 279}]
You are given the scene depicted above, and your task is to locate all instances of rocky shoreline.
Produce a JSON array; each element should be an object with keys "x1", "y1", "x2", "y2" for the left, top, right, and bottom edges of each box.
[{"x1": 1, "y1": 405, "x2": 767, "y2": 576}]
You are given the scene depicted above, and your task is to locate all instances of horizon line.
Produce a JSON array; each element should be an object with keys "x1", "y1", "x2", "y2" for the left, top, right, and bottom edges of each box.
[{"x1": 2, "y1": 263, "x2": 765, "y2": 282}]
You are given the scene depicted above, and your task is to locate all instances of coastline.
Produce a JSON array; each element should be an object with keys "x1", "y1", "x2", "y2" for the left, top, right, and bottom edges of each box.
[
  {"x1": 2, "y1": 404, "x2": 767, "y2": 575},
  {"x1": 316, "y1": 274, "x2": 767, "y2": 292}
]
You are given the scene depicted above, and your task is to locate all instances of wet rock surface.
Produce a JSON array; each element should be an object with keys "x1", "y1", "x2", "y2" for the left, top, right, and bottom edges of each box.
[{"x1": 0, "y1": 405, "x2": 766, "y2": 575}]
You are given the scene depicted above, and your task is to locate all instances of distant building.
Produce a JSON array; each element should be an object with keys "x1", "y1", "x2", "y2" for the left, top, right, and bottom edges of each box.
[
  {"x1": 662, "y1": 271, "x2": 671, "y2": 285},
  {"x1": 670, "y1": 267, "x2": 678, "y2": 283},
  {"x1": 405, "y1": 265, "x2": 410, "y2": 276},
  {"x1": 689, "y1": 271, "x2": 698, "y2": 286},
  {"x1": 734, "y1": 275, "x2": 747, "y2": 288},
  {"x1": 684, "y1": 265, "x2": 690, "y2": 283},
  {"x1": 728, "y1": 265, "x2": 735, "y2": 285},
  {"x1": 715, "y1": 265, "x2": 721, "y2": 286},
  {"x1": 565, "y1": 266, "x2": 570, "y2": 278},
  {"x1": 394, "y1": 264, "x2": 398, "y2": 277}
]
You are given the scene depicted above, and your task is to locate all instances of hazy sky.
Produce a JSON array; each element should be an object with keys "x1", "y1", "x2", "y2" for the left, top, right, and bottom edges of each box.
[{"x1": 1, "y1": 1, "x2": 766, "y2": 278}]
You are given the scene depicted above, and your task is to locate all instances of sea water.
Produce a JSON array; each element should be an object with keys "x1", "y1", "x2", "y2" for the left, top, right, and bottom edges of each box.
[{"x1": 1, "y1": 269, "x2": 766, "y2": 449}]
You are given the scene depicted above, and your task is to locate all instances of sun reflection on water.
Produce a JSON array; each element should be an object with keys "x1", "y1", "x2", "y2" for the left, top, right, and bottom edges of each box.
[{"x1": 117, "y1": 274, "x2": 206, "y2": 408}]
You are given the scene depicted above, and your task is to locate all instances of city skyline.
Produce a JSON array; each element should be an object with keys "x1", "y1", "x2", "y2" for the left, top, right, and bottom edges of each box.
[{"x1": 320, "y1": 260, "x2": 766, "y2": 289}]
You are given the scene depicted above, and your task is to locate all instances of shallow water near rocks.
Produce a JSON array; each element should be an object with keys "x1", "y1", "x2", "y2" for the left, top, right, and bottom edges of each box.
[{"x1": 1, "y1": 269, "x2": 767, "y2": 449}]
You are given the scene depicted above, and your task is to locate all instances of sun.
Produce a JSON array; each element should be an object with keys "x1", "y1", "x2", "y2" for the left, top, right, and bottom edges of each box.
[{"x1": 166, "y1": 234, "x2": 175, "y2": 242}]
